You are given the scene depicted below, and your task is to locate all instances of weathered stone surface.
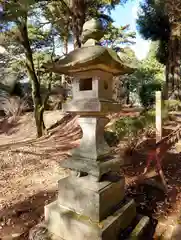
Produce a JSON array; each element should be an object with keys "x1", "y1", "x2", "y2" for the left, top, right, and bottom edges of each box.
[
  {"x1": 129, "y1": 216, "x2": 150, "y2": 239},
  {"x1": 70, "y1": 71, "x2": 113, "y2": 100},
  {"x1": 62, "y1": 71, "x2": 122, "y2": 114},
  {"x1": 57, "y1": 174, "x2": 125, "y2": 221},
  {"x1": 45, "y1": 199, "x2": 136, "y2": 240},
  {"x1": 143, "y1": 178, "x2": 167, "y2": 192},
  {"x1": 60, "y1": 154, "x2": 124, "y2": 180},
  {"x1": 63, "y1": 98, "x2": 121, "y2": 113},
  {"x1": 59, "y1": 116, "x2": 123, "y2": 179},
  {"x1": 81, "y1": 18, "x2": 105, "y2": 44},
  {"x1": 102, "y1": 199, "x2": 136, "y2": 239},
  {"x1": 72, "y1": 117, "x2": 110, "y2": 159},
  {"x1": 44, "y1": 45, "x2": 136, "y2": 76}
]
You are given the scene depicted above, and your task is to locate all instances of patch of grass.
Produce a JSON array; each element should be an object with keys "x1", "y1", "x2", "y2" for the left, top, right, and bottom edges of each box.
[
  {"x1": 164, "y1": 100, "x2": 181, "y2": 112},
  {"x1": 112, "y1": 108, "x2": 168, "y2": 154},
  {"x1": 115, "y1": 109, "x2": 155, "y2": 139}
]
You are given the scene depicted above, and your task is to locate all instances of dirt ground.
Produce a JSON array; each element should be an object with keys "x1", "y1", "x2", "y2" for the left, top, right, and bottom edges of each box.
[
  {"x1": 122, "y1": 118, "x2": 181, "y2": 238},
  {"x1": 0, "y1": 111, "x2": 81, "y2": 239},
  {"x1": 0, "y1": 109, "x2": 181, "y2": 239}
]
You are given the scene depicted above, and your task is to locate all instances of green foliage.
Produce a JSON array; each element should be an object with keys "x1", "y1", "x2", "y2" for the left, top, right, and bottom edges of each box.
[
  {"x1": 139, "y1": 43, "x2": 165, "y2": 83},
  {"x1": 28, "y1": 24, "x2": 53, "y2": 50},
  {"x1": 106, "y1": 104, "x2": 170, "y2": 151},
  {"x1": 137, "y1": 0, "x2": 170, "y2": 65},
  {"x1": 87, "y1": 0, "x2": 128, "y2": 16},
  {"x1": 136, "y1": 44, "x2": 164, "y2": 108},
  {"x1": 139, "y1": 82, "x2": 162, "y2": 109},
  {"x1": 113, "y1": 108, "x2": 169, "y2": 153},
  {"x1": 164, "y1": 100, "x2": 181, "y2": 111},
  {"x1": 104, "y1": 130, "x2": 119, "y2": 147},
  {"x1": 137, "y1": 0, "x2": 169, "y2": 41},
  {"x1": 44, "y1": 0, "x2": 127, "y2": 49},
  {"x1": 115, "y1": 111, "x2": 154, "y2": 139},
  {"x1": 100, "y1": 23, "x2": 136, "y2": 51},
  {"x1": 0, "y1": 1, "x2": 58, "y2": 93},
  {"x1": 43, "y1": 0, "x2": 72, "y2": 51},
  {"x1": 113, "y1": 110, "x2": 155, "y2": 152},
  {"x1": 121, "y1": 43, "x2": 164, "y2": 105}
]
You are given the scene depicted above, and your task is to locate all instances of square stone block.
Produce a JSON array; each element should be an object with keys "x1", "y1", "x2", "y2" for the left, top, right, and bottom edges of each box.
[
  {"x1": 63, "y1": 98, "x2": 121, "y2": 113},
  {"x1": 45, "y1": 199, "x2": 136, "y2": 240},
  {"x1": 60, "y1": 155, "x2": 124, "y2": 180},
  {"x1": 57, "y1": 173, "x2": 125, "y2": 221}
]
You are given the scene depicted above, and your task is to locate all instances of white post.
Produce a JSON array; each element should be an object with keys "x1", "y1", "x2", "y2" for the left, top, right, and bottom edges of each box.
[{"x1": 156, "y1": 91, "x2": 162, "y2": 142}]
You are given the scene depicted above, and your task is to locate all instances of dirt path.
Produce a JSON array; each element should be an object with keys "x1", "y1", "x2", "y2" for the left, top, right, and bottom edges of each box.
[
  {"x1": 122, "y1": 121, "x2": 181, "y2": 238},
  {"x1": 0, "y1": 111, "x2": 80, "y2": 239}
]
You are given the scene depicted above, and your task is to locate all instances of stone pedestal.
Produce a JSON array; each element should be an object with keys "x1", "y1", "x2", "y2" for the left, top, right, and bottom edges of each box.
[
  {"x1": 72, "y1": 117, "x2": 110, "y2": 160},
  {"x1": 57, "y1": 173, "x2": 125, "y2": 221},
  {"x1": 44, "y1": 109, "x2": 136, "y2": 240},
  {"x1": 45, "y1": 199, "x2": 136, "y2": 240},
  {"x1": 44, "y1": 105, "x2": 137, "y2": 239},
  {"x1": 45, "y1": 173, "x2": 136, "y2": 240},
  {"x1": 60, "y1": 116, "x2": 123, "y2": 179}
]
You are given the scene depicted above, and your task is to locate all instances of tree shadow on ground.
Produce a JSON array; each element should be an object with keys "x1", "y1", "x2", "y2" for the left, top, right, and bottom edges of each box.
[
  {"x1": 0, "y1": 116, "x2": 82, "y2": 172},
  {"x1": 0, "y1": 113, "x2": 77, "y2": 150},
  {"x1": 0, "y1": 117, "x2": 21, "y2": 135},
  {"x1": 8, "y1": 125, "x2": 81, "y2": 167},
  {"x1": 122, "y1": 136, "x2": 181, "y2": 223},
  {"x1": 0, "y1": 176, "x2": 90, "y2": 239},
  {"x1": 0, "y1": 190, "x2": 57, "y2": 239}
]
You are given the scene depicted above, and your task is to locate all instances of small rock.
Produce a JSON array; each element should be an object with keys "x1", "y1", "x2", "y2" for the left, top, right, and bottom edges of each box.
[
  {"x1": 11, "y1": 232, "x2": 24, "y2": 239},
  {"x1": 6, "y1": 218, "x2": 11, "y2": 226},
  {"x1": 1, "y1": 221, "x2": 5, "y2": 226}
]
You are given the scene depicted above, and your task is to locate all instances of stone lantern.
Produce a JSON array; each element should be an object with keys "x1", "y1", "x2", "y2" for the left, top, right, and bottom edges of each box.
[{"x1": 42, "y1": 19, "x2": 146, "y2": 240}]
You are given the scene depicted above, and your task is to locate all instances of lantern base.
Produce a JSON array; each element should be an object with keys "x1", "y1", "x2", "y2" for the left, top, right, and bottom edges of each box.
[
  {"x1": 60, "y1": 154, "x2": 125, "y2": 181},
  {"x1": 45, "y1": 173, "x2": 136, "y2": 240}
]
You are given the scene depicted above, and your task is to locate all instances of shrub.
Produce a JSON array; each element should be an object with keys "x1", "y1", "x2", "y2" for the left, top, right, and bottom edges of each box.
[
  {"x1": 104, "y1": 130, "x2": 119, "y2": 147},
  {"x1": 139, "y1": 82, "x2": 162, "y2": 109},
  {"x1": 114, "y1": 110, "x2": 156, "y2": 154},
  {"x1": 115, "y1": 110, "x2": 154, "y2": 137},
  {"x1": 0, "y1": 95, "x2": 28, "y2": 119},
  {"x1": 114, "y1": 107, "x2": 171, "y2": 154},
  {"x1": 164, "y1": 100, "x2": 181, "y2": 111},
  {"x1": 12, "y1": 81, "x2": 24, "y2": 97}
]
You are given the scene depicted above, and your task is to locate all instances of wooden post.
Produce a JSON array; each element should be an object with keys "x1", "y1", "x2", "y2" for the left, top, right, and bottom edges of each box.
[
  {"x1": 141, "y1": 91, "x2": 167, "y2": 192},
  {"x1": 155, "y1": 91, "x2": 167, "y2": 191},
  {"x1": 156, "y1": 91, "x2": 162, "y2": 142}
]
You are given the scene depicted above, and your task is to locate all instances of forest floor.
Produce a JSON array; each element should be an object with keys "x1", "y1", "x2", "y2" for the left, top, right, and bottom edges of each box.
[{"x1": 0, "y1": 109, "x2": 181, "y2": 239}]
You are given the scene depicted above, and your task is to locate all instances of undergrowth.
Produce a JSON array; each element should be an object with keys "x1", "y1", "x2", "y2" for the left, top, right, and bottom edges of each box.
[
  {"x1": 106, "y1": 105, "x2": 170, "y2": 155},
  {"x1": 115, "y1": 110, "x2": 155, "y2": 154}
]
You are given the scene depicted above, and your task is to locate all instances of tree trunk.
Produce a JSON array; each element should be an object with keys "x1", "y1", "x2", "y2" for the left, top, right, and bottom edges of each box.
[
  {"x1": 126, "y1": 81, "x2": 130, "y2": 105},
  {"x1": 20, "y1": 23, "x2": 45, "y2": 138},
  {"x1": 71, "y1": 0, "x2": 86, "y2": 49},
  {"x1": 62, "y1": 36, "x2": 69, "y2": 100},
  {"x1": 163, "y1": 65, "x2": 169, "y2": 100},
  {"x1": 167, "y1": 23, "x2": 181, "y2": 100},
  {"x1": 26, "y1": 51, "x2": 45, "y2": 138},
  {"x1": 63, "y1": 35, "x2": 68, "y2": 55}
]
